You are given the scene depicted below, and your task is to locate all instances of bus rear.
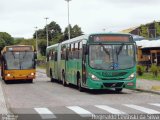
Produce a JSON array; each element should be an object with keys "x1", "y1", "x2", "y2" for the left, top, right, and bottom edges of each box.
[{"x1": 1, "y1": 45, "x2": 36, "y2": 83}]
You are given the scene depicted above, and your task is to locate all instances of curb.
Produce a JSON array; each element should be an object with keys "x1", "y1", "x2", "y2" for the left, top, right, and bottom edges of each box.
[
  {"x1": 135, "y1": 88, "x2": 160, "y2": 95},
  {"x1": 0, "y1": 80, "x2": 9, "y2": 114}
]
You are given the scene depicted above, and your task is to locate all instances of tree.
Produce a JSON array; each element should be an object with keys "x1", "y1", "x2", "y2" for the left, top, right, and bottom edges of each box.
[
  {"x1": 18, "y1": 39, "x2": 36, "y2": 49},
  {"x1": 140, "y1": 25, "x2": 148, "y2": 38},
  {"x1": 155, "y1": 22, "x2": 160, "y2": 37},
  {"x1": 38, "y1": 39, "x2": 47, "y2": 56},
  {"x1": 63, "y1": 24, "x2": 83, "y2": 41},
  {"x1": 33, "y1": 21, "x2": 62, "y2": 45},
  {"x1": 0, "y1": 32, "x2": 14, "y2": 51},
  {"x1": 72, "y1": 25, "x2": 83, "y2": 38},
  {"x1": 0, "y1": 39, "x2": 5, "y2": 52}
]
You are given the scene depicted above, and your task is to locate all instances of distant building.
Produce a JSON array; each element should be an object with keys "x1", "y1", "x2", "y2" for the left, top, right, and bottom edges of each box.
[
  {"x1": 121, "y1": 21, "x2": 160, "y2": 39},
  {"x1": 136, "y1": 40, "x2": 160, "y2": 66}
]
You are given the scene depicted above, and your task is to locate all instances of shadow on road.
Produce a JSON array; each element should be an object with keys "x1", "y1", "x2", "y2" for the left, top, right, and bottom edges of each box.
[
  {"x1": 49, "y1": 79, "x2": 127, "y2": 95},
  {"x1": 2, "y1": 80, "x2": 33, "y2": 84}
]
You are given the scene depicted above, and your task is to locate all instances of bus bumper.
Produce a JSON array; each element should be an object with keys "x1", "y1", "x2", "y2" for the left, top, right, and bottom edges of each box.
[
  {"x1": 4, "y1": 70, "x2": 36, "y2": 81},
  {"x1": 85, "y1": 78, "x2": 136, "y2": 90}
]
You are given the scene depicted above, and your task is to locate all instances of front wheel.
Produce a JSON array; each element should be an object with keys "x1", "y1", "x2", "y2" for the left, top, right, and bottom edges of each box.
[
  {"x1": 115, "y1": 88, "x2": 123, "y2": 92},
  {"x1": 78, "y1": 78, "x2": 84, "y2": 92},
  {"x1": 50, "y1": 70, "x2": 55, "y2": 82},
  {"x1": 62, "y1": 72, "x2": 67, "y2": 87}
]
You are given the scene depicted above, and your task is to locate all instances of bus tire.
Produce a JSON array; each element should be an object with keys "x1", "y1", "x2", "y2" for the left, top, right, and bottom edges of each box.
[
  {"x1": 29, "y1": 79, "x2": 33, "y2": 83},
  {"x1": 62, "y1": 71, "x2": 67, "y2": 86},
  {"x1": 50, "y1": 69, "x2": 55, "y2": 82},
  {"x1": 77, "y1": 74, "x2": 84, "y2": 92},
  {"x1": 4, "y1": 80, "x2": 9, "y2": 84},
  {"x1": 115, "y1": 88, "x2": 123, "y2": 92}
]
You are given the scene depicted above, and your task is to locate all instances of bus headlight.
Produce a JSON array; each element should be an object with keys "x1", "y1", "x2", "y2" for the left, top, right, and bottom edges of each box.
[
  {"x1": 89, "y1": 73, "x2": 100, "y2": 81},
  {"x1": 31, "y1": 73, "x2": 34, "y2": 76},
  {"x1": 127, "y1": 73, "x2": 136, "y2": 80},
  {"x1": 7, "y1": 74, "x2": 11, "y2": 77}
]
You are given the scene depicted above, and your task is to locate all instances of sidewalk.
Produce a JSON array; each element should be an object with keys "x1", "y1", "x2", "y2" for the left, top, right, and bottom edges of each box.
[
  {"x1": 0, "y1": 80, "x2": 9, "y2": 114},
  {"x1": 136, "y1": 79, "x2": 160, "y2": 94}
]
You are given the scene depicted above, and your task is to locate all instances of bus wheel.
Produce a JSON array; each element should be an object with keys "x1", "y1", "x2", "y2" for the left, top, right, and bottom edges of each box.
[
  {"x1": 78, "y1": 78, "x2": 84, "y2": 92},
  {"x1": 29, "y1": 79, "x2": 33, "y2": 83},
  {"x1": 50, "y1": 69, "x2": 55, "y2": 82},
  {"x1": 115, "y1": 88, "x2": 123, "y2": 92},
  {"x1": 4, "y1": 80, "x2": 10, "y2": 84},
  {"x1": 62, "y1": 71, "x2": 67, "y2": 86}
]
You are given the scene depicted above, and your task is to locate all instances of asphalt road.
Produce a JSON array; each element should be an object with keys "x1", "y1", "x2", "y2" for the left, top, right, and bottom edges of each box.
[{"x1": 1, "y1": 71, "x2": 160, "y2": 120}]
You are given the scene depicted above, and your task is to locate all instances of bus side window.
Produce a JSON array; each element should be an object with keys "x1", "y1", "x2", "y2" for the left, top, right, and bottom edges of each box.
[
  {"x1": 68, "y1": 44, "x2": 71, "y2": 59},
  {"x1": 66, "y1": 44, "x2": 69, "y2": 61},
  {"x1": 69, "y1": 44, "x2": 74, "y2": 59},
  {"x1": 55, "y1": 51, "x2": 57, "y2": 61},
  {"x1": 61, "y1": 45, "x2": 66, "y2": 60},
  {"x1": 51, "y1": 50, "x2": 54, "y2": 60},
  {"x1": 79, "y1": 42, "x2": 82, "y2": 59},
  {"x1": 75, "y1": 42, "x2": 79, "y2": 59}
]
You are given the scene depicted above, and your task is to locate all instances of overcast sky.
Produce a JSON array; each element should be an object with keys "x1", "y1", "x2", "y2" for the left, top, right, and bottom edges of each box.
[{"x1": 0, "y1": 0, "x2": 160, "y2": 38}]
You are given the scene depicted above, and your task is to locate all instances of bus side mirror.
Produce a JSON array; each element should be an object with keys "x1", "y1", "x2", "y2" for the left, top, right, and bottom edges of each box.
[{"x1": 83, "y1": 44, "x2": 89, "y2": 55}]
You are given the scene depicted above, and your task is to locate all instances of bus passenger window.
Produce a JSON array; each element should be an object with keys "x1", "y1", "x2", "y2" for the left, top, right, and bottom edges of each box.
[{"x1": 79, "y1": 42, "x2": 82, "y2": 59}]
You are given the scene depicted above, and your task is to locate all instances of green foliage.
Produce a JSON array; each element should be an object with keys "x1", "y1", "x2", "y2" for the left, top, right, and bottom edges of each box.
[
  {"x1": 137, "y1": 65, "x2": 146, "y2": 76},
  {"x1": 0, "y1": 39, "x2": 5, "y2": 52},
  {"x1": 0, "y1": 32, "x2": 14, "y2": 52},
  {"x1": 140, "y1": 25, "x2": 148, "y2": 38},
  {"x1": 154, "y1": 22, "x2": 160, "y2": 36},
  {"x1": 150, "y1": 64, "x2": 158, "y2": 77},
  {"x1": 16, "y1": 38, "x2": 36, "y2": 50},
  {"x1": 38, "y1": 39, "x2": 47, "y2": 56},
  {"x1": 33, "y1": 21, "x2": 62, "y2": 45},
  {"x1": 63, "y1": 24, "x2": 83, "y2": 41},
  {"x1": 33, "y1": 21, "x2": 83, "y2": 48}
]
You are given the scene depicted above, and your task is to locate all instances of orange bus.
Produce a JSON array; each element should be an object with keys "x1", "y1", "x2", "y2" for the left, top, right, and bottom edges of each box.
[{"x1": 1, "y1": 45, "x2": 37, "y2": 83}]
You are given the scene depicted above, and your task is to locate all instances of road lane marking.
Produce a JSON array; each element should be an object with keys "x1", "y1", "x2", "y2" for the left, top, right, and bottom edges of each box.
[
  {"x1": 149, "y1": 103, "x2": 160, "y2": 107},
  {"x1": 95, "y1": 105, "x2": 126, "y2": 114},
  {"x1": 34, "y1": 108, "x2": 56, "y2": 119},
  {"x1": 124, "y1": 104, "x2": 160, "y2": 114},
  {"x1": 67, "y1": 106, "x2": 93, "y2": 117}
]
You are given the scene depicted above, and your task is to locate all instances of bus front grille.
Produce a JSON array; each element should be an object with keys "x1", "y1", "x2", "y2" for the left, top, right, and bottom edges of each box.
[{"x1": 103, "y1": 82, "x2": 124, "y2": 88}]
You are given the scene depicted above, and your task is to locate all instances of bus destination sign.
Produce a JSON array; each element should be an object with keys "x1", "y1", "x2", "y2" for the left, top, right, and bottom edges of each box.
[
  {"x1": 89, "y1": 35, "x2": 131, "y2": 42},
  {"x1": 7, "y1": 46, "x2": 32, "y2": 52}
]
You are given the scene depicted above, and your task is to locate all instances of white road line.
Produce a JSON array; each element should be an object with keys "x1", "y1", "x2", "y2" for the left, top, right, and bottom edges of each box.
[
  {"x1": 149, "y1": 103, "x2": 160, "y2": 107},
  {"x1": 67, "y1": 106, "x2": 93, "y2": 117},
  {"x1": 34, "y1": 108, "x2": 56, "y2": 119},
  {"x1": 95, "y1": 105, "x2": 126, "y2": 114},
  {"x1": 124, "y1": 104, "x2": 160, "y2": 114}
]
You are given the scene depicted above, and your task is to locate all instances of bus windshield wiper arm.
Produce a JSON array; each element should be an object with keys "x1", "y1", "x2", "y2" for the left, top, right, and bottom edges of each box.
[
  {"x1": 117, "y1": 43, "x2": 124, "y2": 56},
  {"x1": 11, "y1": 51, "x2": 15, "y2": 59},
  {"x1": 100, "y1": 44, "x2": 110, "y2": 56}
]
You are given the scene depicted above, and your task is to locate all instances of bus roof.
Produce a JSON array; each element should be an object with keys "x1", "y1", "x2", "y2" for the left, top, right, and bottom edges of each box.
[
  {"x1": 46, "y1": 43, "x2": 59, "y2": 50},
  {"x1": 46, "y1": 32, "x2": 134, "y2": 49}
]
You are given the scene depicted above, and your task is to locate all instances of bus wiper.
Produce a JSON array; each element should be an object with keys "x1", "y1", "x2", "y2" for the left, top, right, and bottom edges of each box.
[
  {"x1": 22, "y1": 51, "x2": 27, "y2": 59},
  {"x1": 100, "y1": 44, "x2": 110, "y2": 56},
  {"x1": 117, "y1": 43, "x2": 124, "y2": 56},
  {"x1": 11, "y1": 51, "x2": 15, "y2": 59}
]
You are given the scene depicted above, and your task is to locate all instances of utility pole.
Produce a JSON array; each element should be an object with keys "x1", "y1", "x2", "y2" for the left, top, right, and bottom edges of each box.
[
  {"x1": 44, "y1": 17, "x2": 49, "y2": 46},
  {"x1": 65, "y1": 0, "x2": 71, "y2": 40}
]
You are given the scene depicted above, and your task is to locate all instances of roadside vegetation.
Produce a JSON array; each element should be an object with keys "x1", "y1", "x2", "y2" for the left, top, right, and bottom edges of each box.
[{"x1": 137, "y1": 64, "x2": 160, "y2": 81}]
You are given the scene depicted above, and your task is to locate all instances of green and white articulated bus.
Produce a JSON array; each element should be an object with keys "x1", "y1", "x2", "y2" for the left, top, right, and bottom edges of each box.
[{"x1": 46, "y1": 33, "x2": 136, "y2": 92}]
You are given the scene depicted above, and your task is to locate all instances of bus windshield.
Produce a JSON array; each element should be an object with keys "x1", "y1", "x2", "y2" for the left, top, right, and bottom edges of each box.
[
  {"x1": 89, "y1": 44, "x2": 135, "y2": 70},
  {"x1": 4, "y1": 52, "x2": 35, "y2": 70}
]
